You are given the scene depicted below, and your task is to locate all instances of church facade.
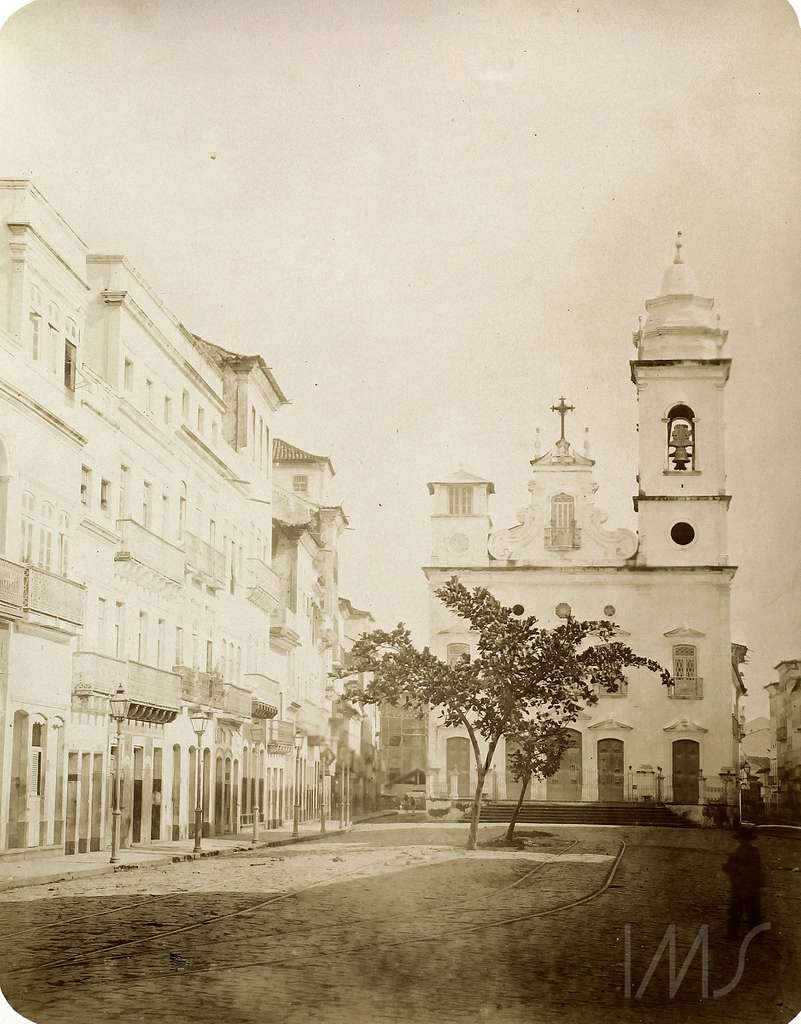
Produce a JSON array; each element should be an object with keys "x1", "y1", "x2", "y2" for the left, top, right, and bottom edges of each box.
[{"x1": 423, "y1": 241, "x2": 745, "y2": 822}]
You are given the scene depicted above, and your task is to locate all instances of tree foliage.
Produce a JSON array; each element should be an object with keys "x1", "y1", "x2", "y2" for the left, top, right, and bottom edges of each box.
[{"x1": 344, "y1": 577, "x2": 671, "y2": 849}]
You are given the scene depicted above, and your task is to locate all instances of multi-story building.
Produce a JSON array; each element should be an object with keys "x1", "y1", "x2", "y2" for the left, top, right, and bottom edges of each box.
[
  {"x1": 0, "y1": 180, "x2": 365, "y2": 853},
  {"x1": 766, "y1": 660, "x2": 801, "y2": 816},
  {"x1": 423, "y1": 240, "x2": 746, "y2": 822},
  {"x1": 337, "y1": 598, "x2": 381, "y2": 817}
]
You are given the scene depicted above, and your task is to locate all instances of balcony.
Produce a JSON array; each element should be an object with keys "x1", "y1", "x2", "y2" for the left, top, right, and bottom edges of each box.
[
  {"x1": 175, "y1": 666, "x2": 225, "y2": 708},
  {"x1": 246, "y1": 558, "x2": 281, "y2": 613},
  {"x1": 116, "y1": 519, "x2": 185, "y2": 589},
  {"x1": 544, "y1": 526, "x2": 581, "y2": 551},
  {"x1": 267, "y1": 718, "x2": 295, "y2": 754},
  {"x1": 245, "y1": 672, "x2": 281, "y2": 714},
  {"x1": 0, "y1": 557, "x2": 25, "y2": 616},
  {"x1": 24, "y1": 565, "x2": 86, "y2": 629},
  {"x1": 175, "y1": 668, "x2": 252, "y2": 722},
  {"x1": 184, "y1": 532, "x2": 226, "y2": 590},
  {"x1": 127, "y1": 661, "x2": 183, "y2": 720},
  {"x1": 72, "y1": 651, "x2": 180, "y2": 723},
  {"x1": 270, "y1": 603, "x2": 301, "y2": 650},
  {"x1": 669, "y1": 677, "x2": 704, "y2": 700},
  {"x1": 222, "y1": 683, "x2": 252, "y2": 720}
]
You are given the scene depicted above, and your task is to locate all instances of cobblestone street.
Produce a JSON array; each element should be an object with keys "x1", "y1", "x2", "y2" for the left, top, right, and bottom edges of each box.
[{"x1": 0, "y1": 824, "x2": 798, "y2": 1024}]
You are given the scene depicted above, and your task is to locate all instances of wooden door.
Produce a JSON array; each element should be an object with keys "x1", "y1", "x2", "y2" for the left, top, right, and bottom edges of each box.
[
  {"x1": 597, "y1": 739, "x2": 624, "y2": 802},
  {"x1": 546, "y1": 730, "x2": 582, "y2": 801},
  {"x1": 672, "y1": 740, "x2": 700, "y2": 804}
]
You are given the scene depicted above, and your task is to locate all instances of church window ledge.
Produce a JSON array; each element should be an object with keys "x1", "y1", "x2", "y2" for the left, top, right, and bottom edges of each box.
[{"x1": 663, "y1": 470, "x2": 702, "y2": 476}]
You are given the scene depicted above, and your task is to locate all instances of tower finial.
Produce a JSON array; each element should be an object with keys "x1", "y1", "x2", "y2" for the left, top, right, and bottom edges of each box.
[
  {"x1": 673, "y1": 230, "x2": 683, "y2": 265},
  {"x1": 534, "y1": 427, "x2": 541, "y2": 455},
  {"x1": 584, "y1": 426, "x2": 591, "y2": 458}
]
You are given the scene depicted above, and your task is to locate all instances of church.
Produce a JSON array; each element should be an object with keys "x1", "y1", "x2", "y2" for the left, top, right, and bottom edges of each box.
[{"x1": 423, "y1": 239, "x2": 745, "y2": 823}]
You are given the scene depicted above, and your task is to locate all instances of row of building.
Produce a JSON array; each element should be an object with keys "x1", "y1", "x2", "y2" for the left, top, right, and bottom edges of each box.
[{"x1": 0, "y1": 179, "x2": 386, "y2": 855}]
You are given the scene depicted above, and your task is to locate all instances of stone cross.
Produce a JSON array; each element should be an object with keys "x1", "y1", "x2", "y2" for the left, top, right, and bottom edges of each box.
[{"x1": 550, "y1": 396, "x2": 575, "y2": 442}]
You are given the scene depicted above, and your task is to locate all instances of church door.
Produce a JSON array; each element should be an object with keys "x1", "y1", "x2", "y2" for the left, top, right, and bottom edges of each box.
[
  {"x1": 672, "y1": 740, "x2": 700, "y2": 804},
  {"x1": 446, "y1": 737, "x2": 471, "y2": 798},
  {"x1": 546, "y1": 730, "x2": 582, "y2": 801},
  {"x1": 597, "y1": 739, "x2": 624, "y2": 802}
]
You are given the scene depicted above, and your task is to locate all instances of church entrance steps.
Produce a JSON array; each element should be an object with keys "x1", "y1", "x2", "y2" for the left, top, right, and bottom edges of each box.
[{"x1": 477, "y1": 800, "x2": 696, "y2": 827}]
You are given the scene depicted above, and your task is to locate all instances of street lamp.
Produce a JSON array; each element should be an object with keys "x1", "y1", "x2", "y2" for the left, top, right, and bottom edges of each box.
[
  {"x1": 189, "y1": 709, "x2": 211, "y2": 853},
  {"x1": 321, "y1": 754, "x2": 335, "y2": 835},
  {"x1": 292, "y1": 732, "x2": 304, "y2": 839},
  {"x1": 108, "y1": 684, "x2": 130, "y2": 865}
]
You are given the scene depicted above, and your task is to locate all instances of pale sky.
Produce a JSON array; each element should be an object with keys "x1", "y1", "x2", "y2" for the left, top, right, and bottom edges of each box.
[{"x1": 2, "y1": 0, "x2": 799, "y2": 715}]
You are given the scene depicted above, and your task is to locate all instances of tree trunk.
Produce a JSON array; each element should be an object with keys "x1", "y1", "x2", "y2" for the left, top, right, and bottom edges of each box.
[
  {"x1": 505, "y1": 774, "x2": 531, "y2": 842},
  {"x1": 466, "y1": 769, "x2": 486, "y2": 851}
]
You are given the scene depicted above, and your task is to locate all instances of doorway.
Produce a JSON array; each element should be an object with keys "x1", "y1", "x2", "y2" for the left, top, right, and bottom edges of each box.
[
  {"x1": 672, "y1": 740, "x2": 700, "y2": 803},
  {"x1": 597, "y1": 738, "x2": 624, "y2": 801},
  {"x1": 546, "y1": 730, "x2": 582, "y2": 801}
]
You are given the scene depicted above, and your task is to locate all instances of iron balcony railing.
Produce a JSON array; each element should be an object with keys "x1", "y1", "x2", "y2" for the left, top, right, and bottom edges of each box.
[
  {"x1": 24, "y1": 565, "x2": 86, "y2": 625},
  {"x1": 0, "y1": 557, "x2": 86, "y2": 626}
]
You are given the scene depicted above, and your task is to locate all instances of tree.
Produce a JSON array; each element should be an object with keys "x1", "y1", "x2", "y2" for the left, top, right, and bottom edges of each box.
[
  {"x1": 503, "y1": 720, "x2": 572, "y2": 843},
  {"x1": 344, "y1": 578, "x2": 671, "y2": 851}
]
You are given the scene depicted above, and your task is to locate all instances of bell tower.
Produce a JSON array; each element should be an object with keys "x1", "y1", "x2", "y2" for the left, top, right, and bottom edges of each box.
[
  {"x1": 631, "y1": 234, "x2": 731, "y2": 566},
  {"x1": 428, "y1": 470, "x2": 494, "y2": 566}
]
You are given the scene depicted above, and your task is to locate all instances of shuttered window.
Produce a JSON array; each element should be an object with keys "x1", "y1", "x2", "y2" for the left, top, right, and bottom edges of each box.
[
  {"x1": 672, "y1": 645, "x2": 700, "y2": 698},
  {"x1": 448, "y1": 486, "x2": 473, "y2": 515}
]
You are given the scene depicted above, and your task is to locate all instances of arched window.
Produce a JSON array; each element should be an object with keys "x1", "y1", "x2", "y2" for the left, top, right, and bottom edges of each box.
[
  {"x1": 667, "y1": 405, "x2": 695, "y2": 471},
  {"x1": 546, "y1": 493, "x2": 579, "y2": 550},
  {"x1": 672, "y1": 644, "x2": 701, "y2": 698},
  {"x1": 37, "y1": 502, "x2": 54, "y2": 571},
  {"x1": 20, "y1": 491, "x2": 35, "y2": 563},
  {"x1": 446, "y1": 643, "x2": 470, "y2": 667},
  {"x1": 58, "y1": 512, "x2": 70, "y2": 576}
]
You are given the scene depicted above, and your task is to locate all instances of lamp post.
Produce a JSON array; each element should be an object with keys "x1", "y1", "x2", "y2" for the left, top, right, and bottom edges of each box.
[
  {"x1": 345, "y1": 756, "x2": 351, "y2": 828},
  {"x1": 292, "y1": 732, "x2": 303, "y2": 838},
  {"x1": 108, "y1": 684, "x2": 130, "y2": 865},
  {"x1": 339, "y1": 754, "x2": 346, "y2": 829},
  {"x1": 320, "y1": 754, "x2": 334, "y2": 834},
  {"x1": 190, "y1": 709, "x2": 211, "y2": 853}
]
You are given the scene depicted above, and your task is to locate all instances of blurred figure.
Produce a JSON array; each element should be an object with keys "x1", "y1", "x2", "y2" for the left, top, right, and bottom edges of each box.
[{"x1": 723, "y1": 827, "x2": 764, "y2": 940}]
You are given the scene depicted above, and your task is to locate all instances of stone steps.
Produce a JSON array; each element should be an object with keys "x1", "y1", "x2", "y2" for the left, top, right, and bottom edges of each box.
[{"x1": 478, "y1": 801, "x2": 696, "y2": 827}]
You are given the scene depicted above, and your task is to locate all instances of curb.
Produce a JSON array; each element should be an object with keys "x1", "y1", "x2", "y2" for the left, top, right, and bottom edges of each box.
[{"x1": 0, "y1": 827, "x2": 354, "y2": 894}]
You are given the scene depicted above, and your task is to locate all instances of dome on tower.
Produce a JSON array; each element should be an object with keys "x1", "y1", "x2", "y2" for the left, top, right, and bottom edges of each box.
[{"x1": 633, "y1": 233, "x2": 728, "y2": 360}]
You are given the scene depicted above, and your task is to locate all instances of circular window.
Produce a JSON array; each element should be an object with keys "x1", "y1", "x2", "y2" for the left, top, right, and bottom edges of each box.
[
  {"x1": 512, "y1": 604, "x2": 525, "y2": 616},
  {"x1": 555, "y1": 602, "x2": 572, "y2": 619},
  {"x1": 670, "y1": 522, "x2": 695, "y2": 546},
  {"x1": 603, "y1": 605, "x2": 616, "y2": 618}
]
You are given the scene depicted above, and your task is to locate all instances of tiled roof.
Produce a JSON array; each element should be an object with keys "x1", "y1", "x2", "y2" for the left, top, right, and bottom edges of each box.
[{"x1": 273, "y1": 438, "x2": 334, "y2": 473}]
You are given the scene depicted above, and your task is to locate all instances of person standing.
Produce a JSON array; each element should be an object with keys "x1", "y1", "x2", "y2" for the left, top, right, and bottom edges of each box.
[{"x1": 723, "y1": 826, "x2": 764, "y2": 940}]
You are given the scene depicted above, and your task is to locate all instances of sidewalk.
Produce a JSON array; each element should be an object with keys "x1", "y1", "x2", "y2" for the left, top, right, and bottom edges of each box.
[{"x1": 0, "y1": 818, "x2": 380, "y2": 894}]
